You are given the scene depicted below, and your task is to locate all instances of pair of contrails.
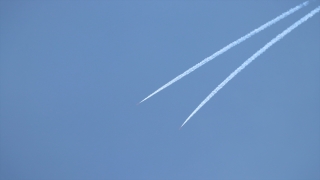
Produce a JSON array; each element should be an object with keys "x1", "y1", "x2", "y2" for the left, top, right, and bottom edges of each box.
[{"x1": 139, "y1": 1, "x2": 320, "y2": 128}]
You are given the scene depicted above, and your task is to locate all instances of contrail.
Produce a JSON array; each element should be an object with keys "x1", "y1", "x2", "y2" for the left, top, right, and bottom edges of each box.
[
  {"x1": 139, "y1": 1, "x2": 310, "y2": 104},
  {"x1": 180, "y1": 6, "x2": 320, "y2": 128}
]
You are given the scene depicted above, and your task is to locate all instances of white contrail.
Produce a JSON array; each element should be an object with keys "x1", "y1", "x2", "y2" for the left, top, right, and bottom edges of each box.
[
  {"x1": 139, "y1": 1, "x2": 310, "y2": 104},
  {"x1": 180, "y1": 6, "x2": 320, "y2": 128}
]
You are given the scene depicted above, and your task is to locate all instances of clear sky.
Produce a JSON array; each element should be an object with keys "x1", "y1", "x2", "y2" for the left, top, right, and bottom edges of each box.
[{"x1": 1, "y1": 1, "x2": 319, "y2": 180}]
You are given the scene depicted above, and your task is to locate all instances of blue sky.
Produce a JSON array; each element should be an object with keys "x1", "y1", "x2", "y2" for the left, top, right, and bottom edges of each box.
[{"x1": 1, "y1": 1, "x2": 319, "y2": 179}]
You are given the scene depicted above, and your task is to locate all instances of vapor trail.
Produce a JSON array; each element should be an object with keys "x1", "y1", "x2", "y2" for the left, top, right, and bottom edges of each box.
[
  {"x1": 139, "y1": 1, "x2": 310, "y2": 104},
  {"x1": 181, "y1": 6, "x2": 320, "y2": 128}
]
